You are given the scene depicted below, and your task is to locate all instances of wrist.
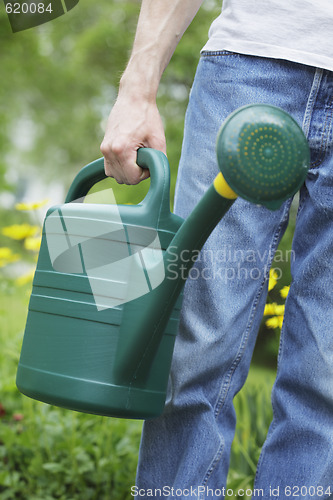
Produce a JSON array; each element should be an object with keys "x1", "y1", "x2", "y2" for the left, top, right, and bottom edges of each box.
[{"x1": 119, "y1": 55, "x2": 161, "y2": 103}]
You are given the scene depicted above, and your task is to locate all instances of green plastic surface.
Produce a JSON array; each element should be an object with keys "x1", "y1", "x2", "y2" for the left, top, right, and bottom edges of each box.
[
  {"x1": 115, "y1": 186, "x2": 234, "y2": 384},
  {"x1": 216, "y1": 104, "x2": 310, "y2": 209},
  {"x1": 16, "y1": 105, "x2": 310, "y2": 420},
  {"x1": 17, "y1": 149, "x2": 185, "y2": 419}
]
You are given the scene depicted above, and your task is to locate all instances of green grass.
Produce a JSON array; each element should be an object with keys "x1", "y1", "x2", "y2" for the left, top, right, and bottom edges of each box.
[
  {"x1": 0, "y1": 280, "x2": 276, "y2": 499},
  {"x1": 0, "y1": 281, "x2": 143, "y2": 499},
  {"x1": 0, "y1": 282, "x2": 29, "y2": 410}
]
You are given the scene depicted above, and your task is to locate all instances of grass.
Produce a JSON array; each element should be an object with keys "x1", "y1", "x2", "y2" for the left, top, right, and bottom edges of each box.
[{"x1": 0, "y1": 278, "x2": 276, "y2": 499}]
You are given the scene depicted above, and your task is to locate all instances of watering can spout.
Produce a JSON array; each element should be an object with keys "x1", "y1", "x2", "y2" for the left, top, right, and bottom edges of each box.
[
  {"x1": 114, "y1": 104, "x2": 310, "y2": 385},
  {"x1": 114, "y1": 181, "x2": 236, "y2": 385}
]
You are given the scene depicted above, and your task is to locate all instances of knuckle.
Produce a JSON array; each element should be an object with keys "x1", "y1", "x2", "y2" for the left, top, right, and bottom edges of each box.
[
  {"x1": 100, "y1": 140, "x2": 110, "y2": 156},
  {"x1": 111, "y1": 139, "x2": 126, "y2": 157},
  {"x1": 100, "y1": 138, "x2": 127, "y2": 160}
]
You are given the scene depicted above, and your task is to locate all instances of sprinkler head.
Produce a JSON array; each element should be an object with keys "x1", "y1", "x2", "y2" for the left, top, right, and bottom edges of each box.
[{"x1": 216, "y1": 104, "x2": 310, "y2": 209}]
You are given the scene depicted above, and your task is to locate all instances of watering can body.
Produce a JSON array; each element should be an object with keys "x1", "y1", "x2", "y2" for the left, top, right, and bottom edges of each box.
[
  {"x1": 16, "y1": 104, "x2": 310, "y2": 420},
  {"x1": 16, "y1": 149, "x2": 185, "y2": 419}
]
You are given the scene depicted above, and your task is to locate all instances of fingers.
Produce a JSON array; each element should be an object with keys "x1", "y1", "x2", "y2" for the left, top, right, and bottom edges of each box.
[
  {"x1": 100, "y1": 139, "x2": 148, "y2": 185},
  {"x1": 100, "y1": 98, "x2": 167, "y2": 185}
]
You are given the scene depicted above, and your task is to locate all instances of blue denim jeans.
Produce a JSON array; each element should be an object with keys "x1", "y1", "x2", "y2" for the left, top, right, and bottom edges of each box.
[{"x1": 135, "y1": 52, "x2": 333, "y2": 499}]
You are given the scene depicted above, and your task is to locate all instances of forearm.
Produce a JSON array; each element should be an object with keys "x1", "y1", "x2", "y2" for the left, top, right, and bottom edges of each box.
[
  {"x1": 119, "y1": 0, "x2": 204, "y2": 101},
  {"x1": 101, "y1": 0, "x2": 203, "y2": 184}
]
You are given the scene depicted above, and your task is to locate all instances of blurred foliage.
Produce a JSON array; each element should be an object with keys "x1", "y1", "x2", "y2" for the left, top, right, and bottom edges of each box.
[{"x1": 0, "y1": 0, "x2": 221, "y2": 202}]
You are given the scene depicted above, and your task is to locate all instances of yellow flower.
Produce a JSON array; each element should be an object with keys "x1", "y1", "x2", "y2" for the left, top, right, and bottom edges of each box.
[
  {"x1": 2, "y1": 224, "x2": 40, "y2": 240},
  {"x1": 0, "y1": 247, "x2": 13, "y2": 260},
  {"x1": 0, "y1": 247, "x2": 20, "y2": 267},
  {"x1": 280, "y1": 285, "x2": 290, "y2": 299},
  {"x1": 264, "y1": 302, "x2": 285, "y2": 316},
  {"x1": 24, "y1": 236, "x2": 42, "y2": 252},
  {"x1": 268, "y1": 269, "x2": 279, "y2": 291},
  {"x1": 15, "y1": 199, "x2": 49, "y2": 211},
  {"x1": 265, "y1": 315, "x2": 284, "y2": 329},
  {"x1": 15, "y1": 269, "x2": 35, "y2": 286}
]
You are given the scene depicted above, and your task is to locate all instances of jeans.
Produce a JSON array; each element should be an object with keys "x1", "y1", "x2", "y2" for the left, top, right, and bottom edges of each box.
[{"x1": 135, "y1": 52, "x2": 333, "y2": 499}]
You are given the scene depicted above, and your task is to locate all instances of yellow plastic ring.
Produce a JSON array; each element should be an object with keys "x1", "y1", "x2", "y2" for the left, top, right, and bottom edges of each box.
[{"x1": 213, "y1": 172, "x2": 238, "y2": 199}]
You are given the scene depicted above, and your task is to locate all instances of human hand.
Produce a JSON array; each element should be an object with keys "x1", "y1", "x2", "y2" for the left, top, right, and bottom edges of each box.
[{"x1": 100, "y1": 93, "x2": 166, "y2": 185}]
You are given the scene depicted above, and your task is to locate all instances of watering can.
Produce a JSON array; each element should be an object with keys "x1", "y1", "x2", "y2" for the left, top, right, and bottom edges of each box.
[{"x1": 16, "y1": 104, "x2": 310, "y2": 419}]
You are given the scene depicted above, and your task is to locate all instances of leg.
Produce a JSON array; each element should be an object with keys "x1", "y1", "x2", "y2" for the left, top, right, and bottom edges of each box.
[
  {"x1": 136, "y1": 54, "x2": 319, "y2": 499},
  {"x1": 255, "y1": 69, "x2": 333, "y2": 496}
]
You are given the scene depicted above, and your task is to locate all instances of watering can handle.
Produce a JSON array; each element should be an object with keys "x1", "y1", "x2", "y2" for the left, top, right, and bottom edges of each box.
[{"x1": 65, "y1": 148, "x2": 172, "y2": 225}]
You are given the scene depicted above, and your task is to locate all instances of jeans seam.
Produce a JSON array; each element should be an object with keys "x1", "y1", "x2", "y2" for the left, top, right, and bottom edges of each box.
[
  {"x1": 200, "y1": 437, "x2": 225, "y2": 499},
  {"x1": 213, "y1": 285, "x2": 263, "y2": 419},
  {"x1": 302, "y1": 68, "x2": 333, "y2": 170},
  {"x1": 213, "y1": 204, "x2": 291, "y2": 420},
  {"x1": 200, "y1": 201, "x2": 291, "y2": 490},
  {"x1": 302, "y1": 68, "x2": 323, "y2": 139},
  {"x1": 254, "y1": 416, "x2": 278, "y2": 487},
  {"x1": 295, "y1": 184, "x2": 309, "y2": 222},
  {"x1": 311, "y1": 95, "x2": 333, "y2": 169},
  {"x1": 253, "y1": 208, "x2": 293, "y2": 488},
  {"x1": 254, "y1": 311, "x2": 286, "y2": 487},
  {"x1": 295, "y1": 68, "x2": 322, "y2": 220}
]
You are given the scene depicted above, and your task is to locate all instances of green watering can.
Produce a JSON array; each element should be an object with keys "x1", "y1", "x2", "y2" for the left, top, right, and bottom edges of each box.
[{"x1": 16, "y1": 104, "x2": 309, "y2": 419}]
